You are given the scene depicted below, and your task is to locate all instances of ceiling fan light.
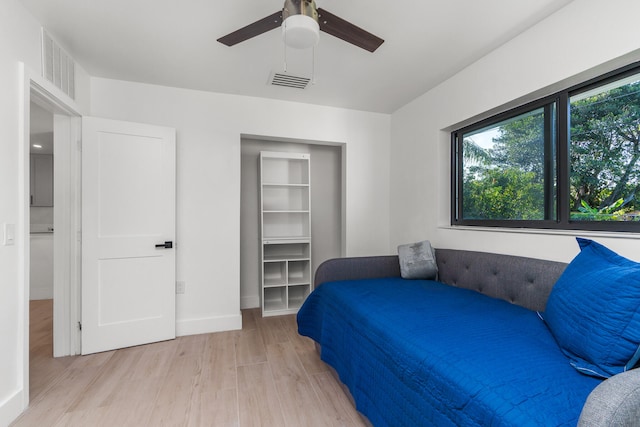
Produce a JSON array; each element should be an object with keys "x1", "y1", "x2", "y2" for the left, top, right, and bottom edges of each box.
[{"x1": 282, "y1": 15, "x2": 319, "y2": 49}]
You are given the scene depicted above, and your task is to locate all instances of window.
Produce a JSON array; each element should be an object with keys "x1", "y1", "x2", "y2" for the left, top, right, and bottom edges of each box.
[
  {"x1": 452, "y1": 63, "x2": 640, "y2": 232},
  {"x1": 569, "y1": 72, "x2": 640, "y2": 224},
  {"x1": 454, "y1": 102, "x2": 556, "y2": 225}
]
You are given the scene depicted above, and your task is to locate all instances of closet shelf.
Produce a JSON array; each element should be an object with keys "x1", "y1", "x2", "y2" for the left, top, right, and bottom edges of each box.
[
  {"x1": 262, "y1": 183, "x2": 310, "y2": 187},
  {"x1": 263, "y1": 210, "x2": 310, "y2": 213}
]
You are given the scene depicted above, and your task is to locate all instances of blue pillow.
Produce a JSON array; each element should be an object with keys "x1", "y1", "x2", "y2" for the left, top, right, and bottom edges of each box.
[{"x1": 544, "y1": 238, "x2": 640, "y2": 378}]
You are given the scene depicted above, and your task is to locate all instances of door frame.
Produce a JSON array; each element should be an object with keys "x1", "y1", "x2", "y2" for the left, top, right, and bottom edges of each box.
[{"x1": 19, "y1": 63, "x2": 82, "y2": 405}]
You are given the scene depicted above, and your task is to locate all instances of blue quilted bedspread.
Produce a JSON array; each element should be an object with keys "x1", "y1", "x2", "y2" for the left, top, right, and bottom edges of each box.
[{"x1": 297, "y1": 278, "x2": 602, "y2": 426}]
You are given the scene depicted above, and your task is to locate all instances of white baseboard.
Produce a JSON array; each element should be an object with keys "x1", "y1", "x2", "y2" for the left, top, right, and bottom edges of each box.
[
  {"x1": 0, "y1": 388, "x2": 25, "y2": 427},
  {"x1": 176, "y1": 313, "x2": 243, "y2": 337},
  {"x1": 30, "y1": 286, "x2": 53, "y2": 300},
  {"x1": 240, "y1": 295, "x2": 259, "y2": 309}
]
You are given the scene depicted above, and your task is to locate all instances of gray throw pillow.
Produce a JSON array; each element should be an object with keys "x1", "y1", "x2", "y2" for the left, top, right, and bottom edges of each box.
[{"x1": 398, "y1": 240, "x2": 438, "y2": 280}]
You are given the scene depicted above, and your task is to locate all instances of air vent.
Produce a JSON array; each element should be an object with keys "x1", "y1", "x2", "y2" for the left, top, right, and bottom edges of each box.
[
  {"x1": 41, "y1": 29, "x2": 76, "y2": 99},
  {"x1": 269, "y1": 72, "x2": 311, "y2": 90}
]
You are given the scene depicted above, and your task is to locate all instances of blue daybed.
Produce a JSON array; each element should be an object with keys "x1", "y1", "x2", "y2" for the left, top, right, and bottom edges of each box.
[{"x1": 297, "y1": 241, "x2": 640, "y2": 426}]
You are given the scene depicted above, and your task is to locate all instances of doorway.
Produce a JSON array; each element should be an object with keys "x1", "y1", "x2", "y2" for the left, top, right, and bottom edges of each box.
[
  {"x1": 22, "y1": 73, "x2": 83, "y2": 406},
  {"x1": 28, "y1": 100, "x2": 56, "y2": 400},
  {"x1": 29, "y1": 85, "x2": 82, "y2": 358}
]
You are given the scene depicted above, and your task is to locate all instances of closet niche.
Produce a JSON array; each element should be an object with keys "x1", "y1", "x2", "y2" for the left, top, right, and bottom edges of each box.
[{"x1": 240, "y1": 138, "x2": 343, "y2": 316}]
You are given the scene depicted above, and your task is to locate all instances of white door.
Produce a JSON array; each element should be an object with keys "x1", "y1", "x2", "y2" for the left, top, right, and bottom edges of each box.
[{"x1": 81, "y1": 117, "x2": 176, "y2": 355}]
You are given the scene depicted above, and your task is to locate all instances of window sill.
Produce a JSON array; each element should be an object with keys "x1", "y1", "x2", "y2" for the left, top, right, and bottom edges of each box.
[{"x1": 439, "y1": 224, "x2": 640, "y2": 240}]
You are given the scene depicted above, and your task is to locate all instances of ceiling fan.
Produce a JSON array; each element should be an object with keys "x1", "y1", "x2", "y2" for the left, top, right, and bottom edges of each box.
[{"x1": 217, "y1": 0, "x2": 384, "y2": 53}]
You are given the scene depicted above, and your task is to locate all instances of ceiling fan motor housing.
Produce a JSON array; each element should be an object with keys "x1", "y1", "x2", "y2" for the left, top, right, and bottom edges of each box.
[
  {"x1": 282, "y1": 0, "x2": 320, "y2": 49},
  {"x1": 283, "y1": 0, "x2": 318, "y2": 22}
]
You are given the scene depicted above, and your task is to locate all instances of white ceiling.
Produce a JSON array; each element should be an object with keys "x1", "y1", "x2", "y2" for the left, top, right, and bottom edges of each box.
[{"x1": 20, "y1": 0, "x2": 574, "y2": 114}]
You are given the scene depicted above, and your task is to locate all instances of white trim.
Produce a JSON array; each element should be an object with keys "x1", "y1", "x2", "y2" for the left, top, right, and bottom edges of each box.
[
  {"x1": 18, "y1": 65, "x2": 30, "y2": 416},
  {"x1": 52, "y1": 114, "x2": 82, "y2": 357},
  {"x1": 0, "y1": 390, "x2": 25, "y2": 427},
  {"x1": 176, "y1": 314, "x2": 243, "y2": 337},
  {"x1": 439, "y1": 224, "x2": 640, "y2": 240}
]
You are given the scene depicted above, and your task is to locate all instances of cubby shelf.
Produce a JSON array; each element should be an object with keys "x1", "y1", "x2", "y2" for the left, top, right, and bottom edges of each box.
[
  {"x1": 262, "y1": 183, "x2": 309, "y2": 187},
  {"x1": 259, "y1": 152, "x2": 312, "y2": 317}
]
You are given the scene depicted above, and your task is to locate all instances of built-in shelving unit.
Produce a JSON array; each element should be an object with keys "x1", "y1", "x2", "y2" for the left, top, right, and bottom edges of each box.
[{"x1": 260, "y1": 151, "x2": 312, "y2": 316}]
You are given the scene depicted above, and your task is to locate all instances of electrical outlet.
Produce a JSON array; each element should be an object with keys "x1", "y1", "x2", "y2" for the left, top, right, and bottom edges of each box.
[{"x1": 176, "y1": 281, "x2": 186, "y2": 294}]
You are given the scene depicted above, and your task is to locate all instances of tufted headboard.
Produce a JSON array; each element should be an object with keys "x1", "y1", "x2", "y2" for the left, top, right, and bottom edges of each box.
[
  {"x1": 313, "y1": 249, "x2": 567, "y2": 312},
  {"x1": 434, "y1": 249, "x2": 567, "y2": 312}
]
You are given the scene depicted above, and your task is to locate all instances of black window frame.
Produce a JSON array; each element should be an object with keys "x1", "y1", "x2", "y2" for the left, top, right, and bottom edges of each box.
[{"x1": 451, "y1": 61, "x2": 640, "y2": 233}]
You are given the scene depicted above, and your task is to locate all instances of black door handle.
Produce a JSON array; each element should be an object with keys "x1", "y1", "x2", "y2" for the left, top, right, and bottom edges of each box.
[{"x1": 155, "y1": 241, "x2": 173, "y2": 249}]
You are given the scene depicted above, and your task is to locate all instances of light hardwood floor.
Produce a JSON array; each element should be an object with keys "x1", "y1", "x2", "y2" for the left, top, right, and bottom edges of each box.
[{"x1": 13, "y1": 300, "x2": 366, "y2": 427}]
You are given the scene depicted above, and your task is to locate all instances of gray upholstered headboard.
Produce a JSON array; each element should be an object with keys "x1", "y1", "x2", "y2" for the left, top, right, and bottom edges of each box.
[
  {"x1": 435, "y1": 249, "x2": 566, "y2": 312},
  {"x1": 313, "y1": 249, "x2": 567, "y2": 312}
]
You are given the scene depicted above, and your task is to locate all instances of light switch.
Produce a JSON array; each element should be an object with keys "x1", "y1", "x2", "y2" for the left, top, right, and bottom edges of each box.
[{"x1": 3, "y1": 223, "x2": 15, "y2": 246}]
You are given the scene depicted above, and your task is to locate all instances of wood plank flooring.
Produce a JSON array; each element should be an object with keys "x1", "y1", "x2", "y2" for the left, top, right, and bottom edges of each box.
[{"x1": 13, "y1": 301, "x2": 366, "y2": 427}]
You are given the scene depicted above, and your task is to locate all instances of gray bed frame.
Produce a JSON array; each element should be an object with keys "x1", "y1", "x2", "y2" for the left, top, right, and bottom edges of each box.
[{"x1": 312, "y1": 249, "x2": 640, "y2": 426}]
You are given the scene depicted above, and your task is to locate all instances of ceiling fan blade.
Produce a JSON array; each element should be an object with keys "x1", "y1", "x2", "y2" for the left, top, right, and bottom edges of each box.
[
  {"x1": 217, "y1": 11, "x2": 283, "y2": 47},
  {"x1": 317, "y1": 8, "x2": 384, "y2": 52}
]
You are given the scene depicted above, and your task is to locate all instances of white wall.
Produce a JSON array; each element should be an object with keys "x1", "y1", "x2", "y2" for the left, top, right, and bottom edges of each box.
[
  {"x1": 390, "y1": 0, "x2": 640, "y2": 263},
  {"x1": 90, "y1": 78, "x2": 391, "y2": 336},
  {"x1": 30, "y1": 233, "x2": 54, "y2": 300},
  {"x1": 0, "y1": 0, "x2": 90, "y2": 424}
]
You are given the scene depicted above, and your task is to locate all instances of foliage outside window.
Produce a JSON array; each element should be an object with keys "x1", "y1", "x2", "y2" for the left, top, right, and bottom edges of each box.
[
  {"x1": 458, "y1": 106, "x2": 554, "y2": 222},
  {"x1": 452, "y1": 64, "x2": 640, "y2": 232},
  {"x1": 570, "y1": 74, "x2": 640, "y2": 223}
]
